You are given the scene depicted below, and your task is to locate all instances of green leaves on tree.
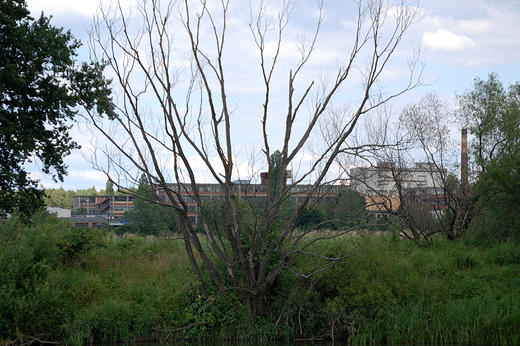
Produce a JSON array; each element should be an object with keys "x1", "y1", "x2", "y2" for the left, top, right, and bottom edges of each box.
[{"x1": 0, "y1": 1, "x2": 113, "y2": 218}]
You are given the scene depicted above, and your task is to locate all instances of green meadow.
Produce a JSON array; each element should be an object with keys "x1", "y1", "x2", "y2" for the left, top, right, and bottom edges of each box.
[{"x1": 1, "y1": 212, "x2": 519, "y2": 345}]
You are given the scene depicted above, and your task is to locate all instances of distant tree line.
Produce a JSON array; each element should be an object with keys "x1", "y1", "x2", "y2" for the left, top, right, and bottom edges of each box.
[{"x1": 44, "y1": 180, "x2": 122, "y2": 210}]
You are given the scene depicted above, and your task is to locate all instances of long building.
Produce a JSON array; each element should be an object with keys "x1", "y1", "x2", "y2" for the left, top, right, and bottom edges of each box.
[
  {"x1": 72, "y1": 195, "x2": 135, "y2": 220},
  {"x1": 73, "y1": 181, "x2": 349, "y2": 226},
  {"x1": 156, "y1": 181, "x2": 348, "y2": 225},
  {"x1": 350, "y1": 162, "x2": 447, "y2": 214}
]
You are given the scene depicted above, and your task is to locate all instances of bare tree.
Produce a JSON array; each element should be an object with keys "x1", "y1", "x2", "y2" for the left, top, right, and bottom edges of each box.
[
  {"x1": 349, "y1": 93, "x2": 476, "y2": 244},
  {"x1": 80, "y1": 0, "x2": 423, "y2": 314}
]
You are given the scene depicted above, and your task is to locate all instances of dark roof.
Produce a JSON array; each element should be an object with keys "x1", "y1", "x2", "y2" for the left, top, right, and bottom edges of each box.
[{"x1": 70, "y1": 215, "x2": 108, "y2": 223}]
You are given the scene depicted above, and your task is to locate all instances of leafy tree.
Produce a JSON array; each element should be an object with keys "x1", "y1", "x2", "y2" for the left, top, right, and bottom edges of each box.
[
  {"x1": 75, "y1": 186, "x2": 99, "y2": 196},
  {"x1": 124, "y1": 175, "x2": 176, "y2": 235},
  {"x1": 458, "y1": 73, "x2": 520, "y2": 238},
  {"x1": 326, "y1": 189, "x2": 367, "y2": 229},
  {"x1": 0, "y1": 1, "x2": 109, "y2": 218},
  {"x1": 398, "y1": 93, "x2": 473, "y2": 241},
  {"x1": 269, "y1": 150, "x2": 287, "y2": 202},
  {"x1": 296, "y1": 204, "x2": 327, "y2": 230},
  {"x1": 44, "y1": 187, "x2": 75, "y2": 209},
  {"x1": 105, "y1": 180, "x2": 115, "y2": 195},
  {"x1": 457, "y1": 73, "x2": 520, "y2": 172}
]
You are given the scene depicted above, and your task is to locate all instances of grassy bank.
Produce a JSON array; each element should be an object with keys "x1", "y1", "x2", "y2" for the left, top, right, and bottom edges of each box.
[{"x1": 1, "y1": 213, "x2": 519, "y2": 344}]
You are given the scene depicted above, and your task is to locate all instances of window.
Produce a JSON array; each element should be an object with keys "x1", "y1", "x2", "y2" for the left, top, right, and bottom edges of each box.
[
  {"x1": 79, "y1": 197, "x2": 94, "y2": 204},
  {"x1": 255, "y1": 185, "x2": 267, "y2": 193},
  {"x1": 188, "y1": 206, "x2": 197, "y2": 213},
  {"x1": 75, "y1": 223, "x2": 89, "y2": 228},
  {"x1": 114, "y1": 206, "x2": 129, "y2": 211},
  {"x1": 199, "y1": 185, "x2": 211, "y2": 192}
]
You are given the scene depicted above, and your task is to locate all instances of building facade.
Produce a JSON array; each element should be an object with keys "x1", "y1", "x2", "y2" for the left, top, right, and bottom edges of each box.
[
  {"x1": 350, "y1": 162, "x2": 446, "y2": 214},
  {"x1": 72, "y1": 195, "x2": 135, "y2": 219},
  {"x1": 156, "y1": 182, "x2": 349, "y2": 225},
  {"x1": 72, "y1": 181, "x2": 349, "y2": 227},
  {"x1": 46, "y1": 207, "x2": 71, "y2": 218}
]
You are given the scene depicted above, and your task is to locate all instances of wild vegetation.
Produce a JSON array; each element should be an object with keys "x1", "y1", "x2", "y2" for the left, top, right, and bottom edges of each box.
[
  {"x1": 1, "y1": 211, "x2": 519, "y2": 345},
  {"x1": 80, "y1": 0, "x2": 425, "y2": 315},
  {"x1": 2, "y1": 0, "x2": 520, "y2": 344}
]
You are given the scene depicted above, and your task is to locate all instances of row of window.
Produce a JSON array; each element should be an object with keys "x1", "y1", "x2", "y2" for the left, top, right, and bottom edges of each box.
[
  {"x1": 74, "y1": 196, "x2": 135, "y2": 205},
  {"x1": 166, "y1": 184, "x2": 344, "y2": 194},
  {"x1": 74, "y1": 222, "x2": 106, "y2": 228},
  {"x1": 114, "y1": 206, "x2": 133, "y2": 211}
]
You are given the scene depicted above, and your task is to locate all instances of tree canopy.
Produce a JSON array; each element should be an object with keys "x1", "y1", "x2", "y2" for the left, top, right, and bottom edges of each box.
[
  {"x1": 0, "y1": 0, "x2": 104, "y2": 218},
  {"x1": 123, "y1": 175, "x2": 177, "y2": 235},
  {"x1": 457, "y1": 73, "x2": 520, "y2": 239}
]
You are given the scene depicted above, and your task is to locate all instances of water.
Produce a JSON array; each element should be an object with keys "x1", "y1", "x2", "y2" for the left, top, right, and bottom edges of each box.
[{"x1": 123, "y1": 340, "x2": 346, "y2": 346}]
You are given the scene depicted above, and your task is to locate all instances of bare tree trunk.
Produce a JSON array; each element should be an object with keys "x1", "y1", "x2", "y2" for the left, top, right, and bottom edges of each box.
[{"x1": 79, "y1": 0, "x2": 424, "y2": 313}]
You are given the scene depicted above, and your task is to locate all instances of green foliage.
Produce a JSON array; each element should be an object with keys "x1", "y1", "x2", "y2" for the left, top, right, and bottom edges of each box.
[
  {"x1": 2, "y1": 213, "x2": 520, "y2": 344},
  {"x1": 325, "y1": 188, "x2": 367, "y2": 228},
  {"x1": 0, "y1": 212, "x2": 78, "y2": 338},
  {"x1": 75, "y1": 185, "x2": 100, "y2": 196},
  {"x1": 458, "y1": 73, "x2": 520, "y2": 239},
  {"x1": 105, "y1": 180, "x2": 114, "y2": 195},
  {"x1": 475, "y1": 143, "x2": 520, "y2": 238},
  {"x1": 292, "y1": 189, "x2": 367, "y2": 230},
  {"x1": 0, "y1": 1, "x2": 114, "y2": 219},
  {"x1": 44, "y1": 186, "x2": 76, "y2": 209},
  {"x1": 123, "y1": 175, "x2": 177, "y2": 235},
  {"x1": 58, "y1": 226, "x2": 105, "y2": 259},
  {"x1": 296, "y1": 204, "x2": 327, "y2": 229},
  {"x1": 70, "y1": 300, "x2": 133, "y2": 343},
  {"x1": 0, "y1": 1, "x2": 81, "y2": 217},
  {"x1": 75, "y1": 207, "x2": 87, "y2": 214},
  {"x1": 269, "y1": 150, "x2": 287, "y2": 201},
  {"x1": 271, "y1": 235, "x2": 520, "y2": 343}
]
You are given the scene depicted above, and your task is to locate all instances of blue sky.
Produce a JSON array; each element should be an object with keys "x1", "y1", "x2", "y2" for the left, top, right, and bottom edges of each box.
[{"x1": 25, "y1": 0, "x2": 520, "y2": 191}]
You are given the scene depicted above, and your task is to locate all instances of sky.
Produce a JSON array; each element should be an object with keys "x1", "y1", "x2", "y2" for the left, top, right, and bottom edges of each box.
[{"x1": 24, "y1": 0, "x2": 520, "y2": 191}]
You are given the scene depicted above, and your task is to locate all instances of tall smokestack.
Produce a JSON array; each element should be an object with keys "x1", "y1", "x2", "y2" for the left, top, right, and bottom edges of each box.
[{"x1": 461, "y1": 129, "x2": 468, "y2": 187}]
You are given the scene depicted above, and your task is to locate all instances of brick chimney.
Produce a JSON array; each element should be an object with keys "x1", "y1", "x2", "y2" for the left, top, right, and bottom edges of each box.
[
  {"x1": 461, "y1": 129, "x2": 468, "y2": 187},
  {"x1": 260, "y1": 172, "x2": 269, "y2": 185}
]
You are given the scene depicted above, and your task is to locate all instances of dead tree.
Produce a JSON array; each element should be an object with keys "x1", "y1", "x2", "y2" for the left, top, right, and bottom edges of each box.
[
  {"x1": 79, "y1": 0, "x2": 423, "y2": 314},
  {"x1": 347, "y1": 93, "x2": 476, "y2": 244}
]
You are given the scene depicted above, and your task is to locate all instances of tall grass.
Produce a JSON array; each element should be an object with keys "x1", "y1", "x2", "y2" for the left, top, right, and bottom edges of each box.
[{"x1": 1, "y1": 213, "x2": 520, "y2": 344}]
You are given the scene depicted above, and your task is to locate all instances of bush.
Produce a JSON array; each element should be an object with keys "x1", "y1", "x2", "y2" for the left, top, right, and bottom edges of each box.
[{"x1": 0, "y1": 212, "x2": 76, "y2": 339}]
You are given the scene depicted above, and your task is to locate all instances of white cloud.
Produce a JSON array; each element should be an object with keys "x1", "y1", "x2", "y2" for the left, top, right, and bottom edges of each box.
[
  {"x1": 422, "y1": 29, "x2": 477, "y2": 51},
  {"x1": 28, "y1": 0, "x2": 97, "y2": 18},
  {"x1": 458, "y1": 19, "x2": 493, "y2": 33},
  {"x1": 69, "y1": 170, "x2": 107, "y2": 182}
]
